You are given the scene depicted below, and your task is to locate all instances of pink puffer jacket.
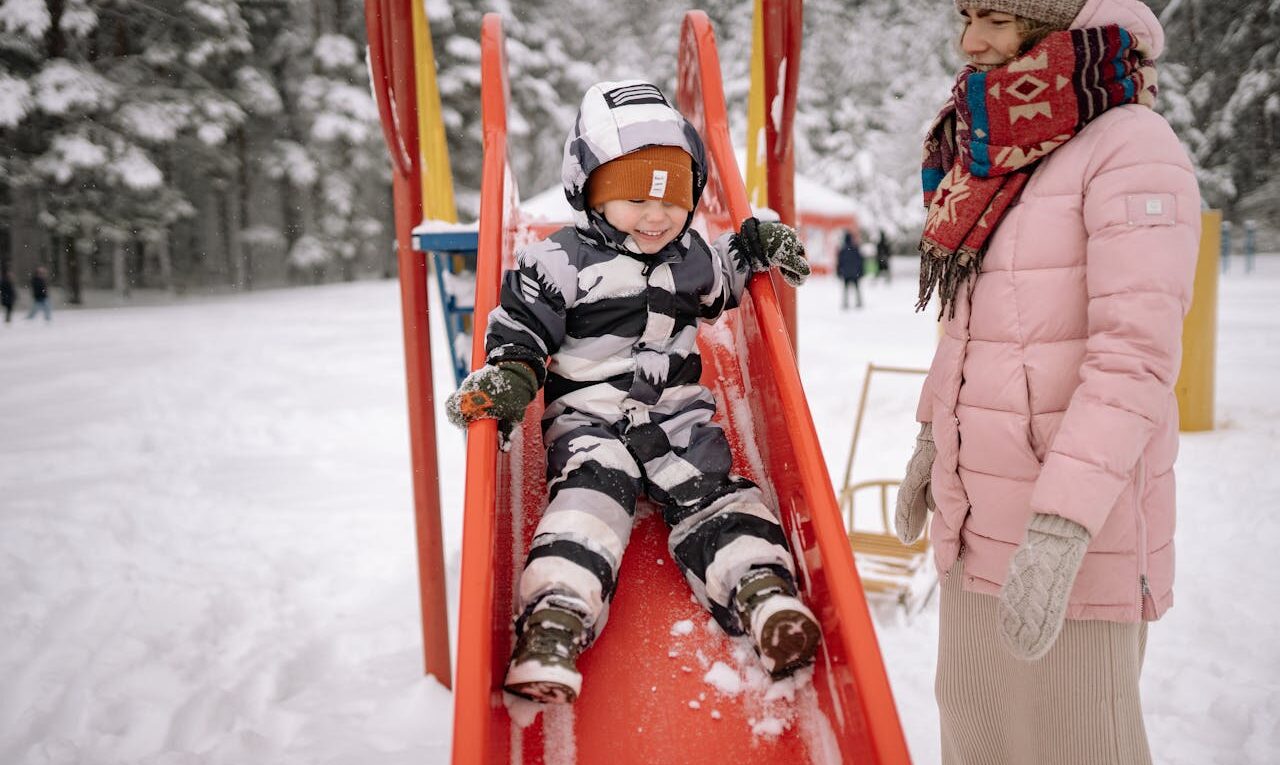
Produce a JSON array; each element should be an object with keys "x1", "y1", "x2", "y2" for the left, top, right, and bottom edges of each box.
[{"x1": 916, "y1": 0, "x2": 1202, "y2": 622}]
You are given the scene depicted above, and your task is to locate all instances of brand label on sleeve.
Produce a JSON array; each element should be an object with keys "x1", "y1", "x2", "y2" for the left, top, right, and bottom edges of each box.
[{"x1": 1126, "y1": 194, "x2": 1176, "y2": 226}]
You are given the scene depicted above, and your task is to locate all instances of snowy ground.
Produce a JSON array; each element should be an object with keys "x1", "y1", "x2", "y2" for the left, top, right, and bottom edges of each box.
[{"x1": 2, "y1": 256, "x2": 1278, "y2": 764}]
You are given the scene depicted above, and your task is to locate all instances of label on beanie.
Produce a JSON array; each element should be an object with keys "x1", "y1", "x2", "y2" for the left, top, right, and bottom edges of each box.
[{"x1": 648, "y1": 170, "x2": 668, "y2": 199}]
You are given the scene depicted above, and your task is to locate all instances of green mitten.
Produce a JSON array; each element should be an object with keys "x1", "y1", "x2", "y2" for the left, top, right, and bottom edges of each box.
[
  {"x1": 734, "y1": 217, "x2": 811, "y2": 287},
  {"x1": 446, "y1": 361, "x2": 538, "y2": 447}
]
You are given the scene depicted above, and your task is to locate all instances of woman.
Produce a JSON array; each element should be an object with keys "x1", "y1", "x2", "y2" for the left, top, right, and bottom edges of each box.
[{"x1": 894, "y1": 0, "x2": 1200, "y2": 762}]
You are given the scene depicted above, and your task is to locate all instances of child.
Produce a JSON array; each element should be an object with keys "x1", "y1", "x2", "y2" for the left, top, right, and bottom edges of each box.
[{"x1": 446, "y1": 80, "x2": 819, "y2": 704}]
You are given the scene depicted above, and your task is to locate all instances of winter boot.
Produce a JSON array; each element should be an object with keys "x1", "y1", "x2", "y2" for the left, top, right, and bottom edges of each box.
[
  {"x1": 734, "y1": 570, "x2": 822, "y2": 679},
  {"x1": 503, "y1": 607, "x2": 586, "y2": 703}
]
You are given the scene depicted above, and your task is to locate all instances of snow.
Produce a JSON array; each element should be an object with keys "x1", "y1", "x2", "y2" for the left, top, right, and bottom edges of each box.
[
  {"x1": 314, "y1": 35, "x2": 360, "y2": 72},
  {"x1": 424, "y1": 0, "x2": 452, "y2": 24},
  {"x1": 187, "y1": 0, "x2": 237, "y2": 31},
  {"x1": 58, "y1": 0, "x2": 96, "y2": 38},
  {"x1": 271, "y1": 142, "x2": 319, "y2": 188},
  {"x1": 110, "y1": 146, "x2": 164, "y2": 191},
  {"x1": 0, "y1": 0, "x2": 50, "y2": 39},
  {"x1": 35, "y1": 133, "x2": 108, "y2": 184},
  {"x1": 197, "y1": 123, "x2": 229, "y2": 147},
  {"x1": 118, "y1": 102, "x2": 190, "y2": 143},
  {"x1": 288, "y1": 236, "x2": 329, "y2": 268},
  {"x1": 703, "y1": 662, "x2": 743, "y2": 695},
  {"x1": 305, "y1": 81, "x2": 379, "y2": 145},
  {"x1": 0, "y1": 73, "x2": 33, "y2": 128},
  {"x1": 33, "y1": 61, "x2": 117, "y2": 116},
  {"x1": 792, "y1": 174, "x2": 859, "y2": 219},
  {"x1": 235, "y1": 67, "x2": 284, "y2": 116},
  {"x1": 412, "y1": 220, "x2": 479, "y2": 235},
  {"x1": 3, "y1": 256, "x2": 1279, "y2": 763}
]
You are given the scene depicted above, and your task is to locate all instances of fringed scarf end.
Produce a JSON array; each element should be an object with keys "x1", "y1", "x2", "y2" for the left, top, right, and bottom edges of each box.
[{"x1": 917, "y1": 239, "x2": 982, "y2": 320}]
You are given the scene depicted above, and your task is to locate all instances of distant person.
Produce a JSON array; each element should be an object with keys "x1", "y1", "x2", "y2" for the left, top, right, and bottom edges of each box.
[
  {"x1": 1, "y1": 270, "x2": 15, "y2": 323},
  {"x1": 875, "y1": 231, "x2": 892, "y2": 283},
  {"x1": 26, "y1": 266, "x2": 51, "y2": 322},
  {"x1": 896, "y1": 1, "x2": 1199, "y2": 763},
  {"x1": 836, "y1": 229, "x2": 864, "y2": 309}
]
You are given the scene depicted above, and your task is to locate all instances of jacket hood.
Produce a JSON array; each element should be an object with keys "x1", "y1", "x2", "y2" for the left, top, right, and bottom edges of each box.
[
  {"x1": 1072, "y1": 0, "x2": 1164, "y2": 58},
  {"x1": 561, "y1": 80, "x2": 707, "y2": 233}
]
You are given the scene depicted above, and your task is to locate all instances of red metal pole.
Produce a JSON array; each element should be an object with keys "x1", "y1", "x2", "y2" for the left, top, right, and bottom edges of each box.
[
  {"x1": 452, "y1": 15, "x2": 508, "y2": 762},
  {"x1": 367, "y1": 0, "x2": 452, "y2": 686},
  {"x1": 762, "y1": 0, "x2": 803, "y2": 352}
]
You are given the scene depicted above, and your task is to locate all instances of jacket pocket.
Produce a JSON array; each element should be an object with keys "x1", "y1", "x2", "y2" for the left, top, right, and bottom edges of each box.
[{"x1": 1021, "y1": 364, "x2": 1045, "y2": 464}]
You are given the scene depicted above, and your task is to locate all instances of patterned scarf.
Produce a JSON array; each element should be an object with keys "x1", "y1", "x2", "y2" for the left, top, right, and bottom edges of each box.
[{"x1": 918, "y1": 25, "x2": 1157, "y2": 317}]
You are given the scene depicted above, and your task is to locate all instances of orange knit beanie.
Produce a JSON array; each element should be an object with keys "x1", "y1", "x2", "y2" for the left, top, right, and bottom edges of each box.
[{"x1": 586, "y1": 145, "x2": 694, "y2": 211}]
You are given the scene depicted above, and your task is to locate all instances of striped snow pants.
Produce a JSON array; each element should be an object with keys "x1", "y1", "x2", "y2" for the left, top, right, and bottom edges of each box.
[{"x1": 515, "y1": 385, "x2": 798, "y2": 643}]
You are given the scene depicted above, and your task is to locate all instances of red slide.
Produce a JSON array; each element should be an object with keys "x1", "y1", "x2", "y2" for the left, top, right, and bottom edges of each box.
[{"x1": 452, "y1": 12, "x2": 911, "y2": 764}]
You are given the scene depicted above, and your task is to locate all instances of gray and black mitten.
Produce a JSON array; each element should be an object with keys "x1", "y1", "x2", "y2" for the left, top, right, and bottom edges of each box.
[{"x1": 734, "y1": 217, "x2": 811, "y2": 287}]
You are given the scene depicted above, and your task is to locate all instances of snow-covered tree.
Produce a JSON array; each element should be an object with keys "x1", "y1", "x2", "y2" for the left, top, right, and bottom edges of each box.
[
  {"x1": 1152, "y1": 0, "x2": 1279, "y2": 245},
  {"x1": 0, "y1": 0, "x2": 392, "y2": 295}
]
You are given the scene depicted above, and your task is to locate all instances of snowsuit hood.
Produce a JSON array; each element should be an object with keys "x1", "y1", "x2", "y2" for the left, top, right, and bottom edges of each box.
[
  {"x1": 1072, "y1": 0, "x2": 1164, "y2": 58},
  {"x1": 562, "y1": 80, "x2": 708, "y2": 239}
]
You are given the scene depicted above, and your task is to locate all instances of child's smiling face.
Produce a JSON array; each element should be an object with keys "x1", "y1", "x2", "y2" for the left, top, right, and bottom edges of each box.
[{"x1": 598, "y1": 199, "x2": 689, "y2": 254}]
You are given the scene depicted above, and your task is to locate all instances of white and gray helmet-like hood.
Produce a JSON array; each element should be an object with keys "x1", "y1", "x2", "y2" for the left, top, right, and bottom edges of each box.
[{"x1": 561, "y1": 80, "x2": 708, "y2": 237}]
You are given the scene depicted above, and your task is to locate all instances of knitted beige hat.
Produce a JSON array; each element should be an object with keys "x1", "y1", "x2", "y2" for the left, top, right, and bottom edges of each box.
[{"x1": 953, "y1": 0, "x2": 1087, "y2": 29}]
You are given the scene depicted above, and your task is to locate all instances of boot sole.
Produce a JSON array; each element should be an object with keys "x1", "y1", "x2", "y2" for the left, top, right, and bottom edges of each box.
[
  {"x1": 504, "y1": 661, "x2": 582, "y2": 704},
  {"x1": 753, "y1": 597, "x2": 822, "y2": 679}
]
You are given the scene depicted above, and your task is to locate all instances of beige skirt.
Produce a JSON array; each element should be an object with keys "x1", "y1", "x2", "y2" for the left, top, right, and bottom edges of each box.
[{"x1": 936, "y1": 560, "x2": 1152, "y2": 765}]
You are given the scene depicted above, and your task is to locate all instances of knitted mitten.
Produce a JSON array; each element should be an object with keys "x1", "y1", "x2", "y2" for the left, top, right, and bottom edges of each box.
[
  {"x1": 733, "y1": 217, "x2": 811, "y2": 287},
  {"x1": 445, "y1": 361, "x2": 538, "y2": 448},
  {"x1": 894, "y1": 422, "x2": 936, "y2": 544},
  {"x1": 998, "y1": 513, "x2": 1091, "y2": 661}
]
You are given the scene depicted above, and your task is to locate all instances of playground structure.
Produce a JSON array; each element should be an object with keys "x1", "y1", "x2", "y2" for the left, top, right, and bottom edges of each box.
[
  {"x1": 366, "y1": 0, "x2": 916, "y2": 762},
  {"x1": 447, "y1": 12, "x2": 909, "y2": 763},
  {"x1": 364, "y1": 0, "x2": 451, "y2": 685}
]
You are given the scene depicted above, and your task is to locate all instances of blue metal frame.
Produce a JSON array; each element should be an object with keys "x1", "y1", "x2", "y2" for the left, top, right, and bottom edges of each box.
[{"x1": 413, "y1": 227, "x2": 479, "y2": 386}]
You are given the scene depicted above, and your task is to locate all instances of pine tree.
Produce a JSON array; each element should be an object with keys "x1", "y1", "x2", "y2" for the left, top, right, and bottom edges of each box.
[{"x1": 1152, "y1": 0, "x2": 1279, "y2": 242}]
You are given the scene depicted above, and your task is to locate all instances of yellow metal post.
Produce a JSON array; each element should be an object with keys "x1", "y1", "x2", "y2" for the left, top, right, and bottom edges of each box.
[
  {"x1": 745, "y1": 0, "x2": 767, "y2": 210},
  {"x1": 1176, "y1": 210, "x2": 1220, "y2": 432},
  {"x1": 411, "y1": 1, "x2": 459, "y2": 222}
]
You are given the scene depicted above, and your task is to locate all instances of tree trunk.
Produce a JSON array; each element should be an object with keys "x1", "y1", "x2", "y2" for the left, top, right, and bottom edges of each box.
[
  {"x1": 153, "y1": 232, "x2": 173, "y2": 293},
  {"x1": 222, "y1": 183, "x2": 244, "y2": 289},
  {"x1": 66, "y1": 236, "x2": 86, "y2": 305},
  {"x1": 237, "y1": 127, "x2": 254, "y2": 290},
  {"x1": 110, "y1": 239, "x2": 129, "y2": 298}
]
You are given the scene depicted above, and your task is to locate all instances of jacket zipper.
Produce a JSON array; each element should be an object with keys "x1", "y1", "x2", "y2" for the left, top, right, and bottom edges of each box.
[
  {"x1": 1134, "y1": 457, "x2": 1152, "y2": 618},
  {"x1": 945, "y1": 540, "x2": 965, "y2": 582}
]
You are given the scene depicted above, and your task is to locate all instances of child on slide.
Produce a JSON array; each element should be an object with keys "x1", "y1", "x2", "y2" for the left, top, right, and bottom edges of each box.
[{"x1": 446, "y1": 80, "x2": 819, "y2": 704}]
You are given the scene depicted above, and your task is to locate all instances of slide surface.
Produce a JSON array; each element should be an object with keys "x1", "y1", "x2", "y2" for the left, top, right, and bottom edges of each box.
[{"x1": 452, "y1": 12, "x2": 911, "y2": 765}]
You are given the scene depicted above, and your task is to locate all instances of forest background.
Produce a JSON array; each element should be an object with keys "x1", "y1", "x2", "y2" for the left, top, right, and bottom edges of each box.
[{"x1": 1, "y1": 0, "x2": 1276, "y2": 301}]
